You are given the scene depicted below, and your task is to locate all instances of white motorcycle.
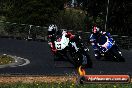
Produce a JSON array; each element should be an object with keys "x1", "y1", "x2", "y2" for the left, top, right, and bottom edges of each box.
[{"x1": 54, "y1": 31, "x2": 93, "y2": 68}]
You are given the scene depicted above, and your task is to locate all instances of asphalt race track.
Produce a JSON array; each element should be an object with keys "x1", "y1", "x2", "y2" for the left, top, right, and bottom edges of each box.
[{"x1": 0, "y1": 38, "x2": 132, "y2": 75}]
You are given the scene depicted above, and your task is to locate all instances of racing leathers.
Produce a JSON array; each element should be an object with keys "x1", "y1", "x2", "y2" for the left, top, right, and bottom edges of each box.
[
  {"x1": 47, "y1": 31, "x2": 74, "y2": 55},
  {"x1": 89, "y1": 31, "x2": 113, "y2": 60}
]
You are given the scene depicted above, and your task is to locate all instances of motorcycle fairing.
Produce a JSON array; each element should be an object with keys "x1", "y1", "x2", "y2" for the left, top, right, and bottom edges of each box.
[{"x1": 54, "y1": 33, "x2": 70, "y2": 50}]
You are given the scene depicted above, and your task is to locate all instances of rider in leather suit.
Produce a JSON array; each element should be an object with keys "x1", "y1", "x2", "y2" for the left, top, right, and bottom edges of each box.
[
  {"x1": 89, "y1": 26, "x2": 113, "y2": 60},
  {"x1": 47, "y1": 24, "x2": 75, "y2": 55}
]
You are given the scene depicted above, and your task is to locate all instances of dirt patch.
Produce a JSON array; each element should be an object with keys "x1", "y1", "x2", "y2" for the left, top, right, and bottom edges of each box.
[
  {"x1": 0, "y1": 75, "x2": 77, "y2": 83},
  {"x1": 0, "y1": 75, "x2": 131, "y2": 84}
]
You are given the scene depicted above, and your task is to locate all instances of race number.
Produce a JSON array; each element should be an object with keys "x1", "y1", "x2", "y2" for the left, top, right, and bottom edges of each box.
[
  {"x1": 54, "y1": 33, "x2": 70, "y2": 50},
  {"x1": 55, "y1": 42, "x2": 62, "y2": 50},
  {"x1": 56, "y1": 43, "x2": 61, "y2": 50}
]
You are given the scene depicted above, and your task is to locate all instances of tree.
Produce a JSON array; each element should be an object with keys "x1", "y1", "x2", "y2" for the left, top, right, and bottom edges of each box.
[
  {"x1": 5, "y1": 0, "x2": 65, "y2": 26},
  {"x1": 80, "y1": 0, "x2": 131, "y2": 35}
]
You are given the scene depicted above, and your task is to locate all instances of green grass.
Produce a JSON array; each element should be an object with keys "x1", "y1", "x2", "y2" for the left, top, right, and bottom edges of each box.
[
  {"x1": 0, "y1": 54, "x2": 14, "y2": 65},
  {"x1": 0, "y1": 82, "x2": 131, "y2": 88}
]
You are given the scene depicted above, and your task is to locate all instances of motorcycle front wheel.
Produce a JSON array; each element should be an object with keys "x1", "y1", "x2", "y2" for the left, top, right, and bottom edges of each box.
[
  {"x1": 109, "y1": 45, "x2": 125, "y2": 62},
  {"x1": 66, "y1": 51, "x2": 83, "y2": 68}
]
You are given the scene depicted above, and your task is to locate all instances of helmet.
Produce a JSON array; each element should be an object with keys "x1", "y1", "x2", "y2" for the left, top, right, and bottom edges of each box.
[
  {"x1": 48, "y1": 24, "x2": 58, "y2": 35},
  {"x1": 92, "y1": 26, "x2": 100, "y2": 34}
]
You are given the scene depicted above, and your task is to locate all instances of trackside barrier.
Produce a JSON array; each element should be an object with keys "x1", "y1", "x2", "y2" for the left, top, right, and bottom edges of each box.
[{"x1": 0, "y1": 21, "x2": 132, "y2": 49}]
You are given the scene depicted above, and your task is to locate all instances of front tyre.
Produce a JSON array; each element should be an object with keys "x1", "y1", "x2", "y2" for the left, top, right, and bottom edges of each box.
[
  {"x1": 110, "y1": 45, "x2": 125, "y2": 62},
  {"x1": 82, "y1": 52, "x2": 93, "y2": 68},
  {"x1": 66, "y1": 52, "x2": 83, "y2": 68}
]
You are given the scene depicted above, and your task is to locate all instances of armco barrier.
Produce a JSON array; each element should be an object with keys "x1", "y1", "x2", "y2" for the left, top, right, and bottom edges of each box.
[{"x1": 0, "y1": 21, "x2": 132, "y2": 49}]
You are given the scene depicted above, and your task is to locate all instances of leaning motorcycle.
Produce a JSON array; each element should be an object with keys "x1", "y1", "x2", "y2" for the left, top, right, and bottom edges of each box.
[
  {"x1": 97, "y1": 35, "x2": 125, "y2": 62},
  {"x1": 53, "y1": 32, "x2": 93, "y2": 68}
]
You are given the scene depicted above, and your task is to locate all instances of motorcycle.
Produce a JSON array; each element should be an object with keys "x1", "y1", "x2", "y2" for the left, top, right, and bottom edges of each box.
[
  {"x1": 53, "y1": 31, "x2": 93, "y2": 68},
  {"x1": 97, "y1": 34, "x2": 125, "y2": 62}
]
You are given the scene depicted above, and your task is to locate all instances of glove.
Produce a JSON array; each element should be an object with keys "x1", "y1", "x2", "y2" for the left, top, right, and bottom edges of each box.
[
  {"x1": 51, "y1": 48, "x2": 57, "y2": 54},
  {"x1": 48, "y1": 42, "x2": 53, "y2": 48},
  {"x1": 48, "y1": 42, "x2": 57, "y2": 54}
]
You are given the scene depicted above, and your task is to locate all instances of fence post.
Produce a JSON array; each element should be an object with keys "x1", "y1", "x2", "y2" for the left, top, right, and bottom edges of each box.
[{"x1": 27, "y1": 25, "x2": 33, "y2": 40}]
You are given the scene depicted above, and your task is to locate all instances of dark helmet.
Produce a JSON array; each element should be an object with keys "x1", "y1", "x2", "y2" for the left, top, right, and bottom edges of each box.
[{"x1": 47, "y1": 24, "x2": 58, "y2": 35}]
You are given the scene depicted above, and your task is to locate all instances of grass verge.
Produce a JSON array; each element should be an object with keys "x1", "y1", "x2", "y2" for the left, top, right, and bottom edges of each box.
[
  {"x1": 0, "y1": 82, "x2": 132, "y2": 88},
  {"x1": 0, "y1": 76, "x2": 132, "y2": 88},
  {"x1": 0, "y1": 54, "x2": 14, "y2": 65}
]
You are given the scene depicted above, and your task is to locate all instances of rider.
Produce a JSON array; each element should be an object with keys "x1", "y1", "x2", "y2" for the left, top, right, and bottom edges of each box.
[
  {"x1": 89, "y1": 25, "x2": 113, "y2": 60},
  {"x1": 47, "y1": 24, "x2": 75, "y2": 55},
  {"x1": 47, "y1": 24, "x2": 93, "y2": 68}
]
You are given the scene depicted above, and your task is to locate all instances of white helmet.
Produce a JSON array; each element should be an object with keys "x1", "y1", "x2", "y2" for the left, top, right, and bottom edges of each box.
[{"x1": 48, "y1": 24, "x2": 58, "y2": 35}]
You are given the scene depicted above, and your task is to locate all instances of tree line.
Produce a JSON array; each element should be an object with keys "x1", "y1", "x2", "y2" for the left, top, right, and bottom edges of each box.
[{"x1": 0, "y1": 0, "x2": 131, "y2": 35}]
